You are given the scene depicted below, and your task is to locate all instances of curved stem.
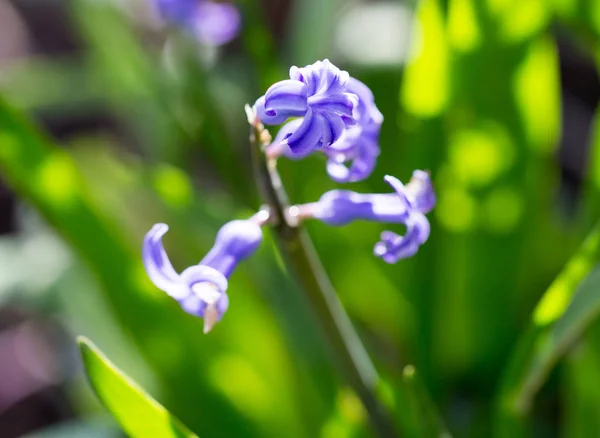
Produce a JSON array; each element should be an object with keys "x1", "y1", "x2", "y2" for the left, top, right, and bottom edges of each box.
[{"x1": 248, "y1": 112, "x2": 399, "y2": 438}]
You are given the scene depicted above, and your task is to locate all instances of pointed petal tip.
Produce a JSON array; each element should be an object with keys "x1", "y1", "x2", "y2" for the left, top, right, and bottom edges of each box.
[{"x1": 203, "y1": 302, "x2": 220, "y2": 334}]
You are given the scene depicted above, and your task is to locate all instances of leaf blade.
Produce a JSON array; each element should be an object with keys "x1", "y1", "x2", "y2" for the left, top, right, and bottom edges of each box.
[{"x1": 78, "y1": 336, "x2": 198, "y2": 438}]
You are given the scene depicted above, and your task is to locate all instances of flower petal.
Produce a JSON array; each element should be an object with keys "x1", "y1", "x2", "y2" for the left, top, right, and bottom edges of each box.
[
  {"x1": 285, "y1": 108, "x2": 326, "y2": 155},
  {"x1": 384, "y1": 175, "x2": 409, "y2": 202},
  {"x1": 373, "y1": 213, "x2": 431, "y2": 263},
  {"x1": 142, "y1": 224, "x2": 188, "y2": 300},
  {"x1": 308, "y1": 92, "x2": 358, "y2": 117},
  {"x1": 179, "y1": 264, "x2": 228, "y2": 293},
  {"x1": 254, "y1": 96, "x2": 290, "y2": 125},
  {"x1": 264, "y1": 80, "x2": 308, "y2": 116},
  {"x1": 326, "y1": 134, "x2": 380, "y2": 183},
  {"x1": 405, "y1": 170, "x2": 436, "y2": 213}
]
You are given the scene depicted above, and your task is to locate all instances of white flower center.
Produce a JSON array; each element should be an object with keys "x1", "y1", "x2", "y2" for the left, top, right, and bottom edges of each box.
[{"x1": 191, "y1": 282, "x2": 221, "y2": 305}]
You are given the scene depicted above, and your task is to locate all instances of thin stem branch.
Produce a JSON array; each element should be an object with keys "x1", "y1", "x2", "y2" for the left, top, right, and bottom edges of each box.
[{"x1": 248, "y1": 112, "x2": 399, "y2": 438}]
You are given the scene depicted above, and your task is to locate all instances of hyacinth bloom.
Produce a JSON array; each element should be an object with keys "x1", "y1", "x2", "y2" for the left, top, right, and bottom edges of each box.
[
  {"x1": 258, "y1": 62, "x2": 383, "y2": 183},
  {"x1": 303, "y1": 170, "x2": 435, "y2": 263},
  {"x1": 155, "y1": 0, "x2": 241, "y2": 46},
  {"x1": 325, "y1": 78, "x2": 383, "y2": 183},
  {"x1": 254, "y1": 59, "x2": 360, "y2": 156},
  {"x1": 143, "y1": 220, "x2": 263, "y2": 333}
]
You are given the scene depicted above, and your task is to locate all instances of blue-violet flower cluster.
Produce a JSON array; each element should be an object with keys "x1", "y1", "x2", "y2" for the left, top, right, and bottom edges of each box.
[
  {"x1": 254, "y1": 59, "x2": 383, "y2": 183},
  {"x1": 155, "y1": 0, "x2": 241, "y2": 46},
  {"x1": 143, "y1": 219, "x2": 262, "y2": 333},
  {"x1": 303, "y1": 170, "x2": 435, "y2": 263},
  {"x1": 143, "y1": 59, "x2": 435, "y2": 332}
]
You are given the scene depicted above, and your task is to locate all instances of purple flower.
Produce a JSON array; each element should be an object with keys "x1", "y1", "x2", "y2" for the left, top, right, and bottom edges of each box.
[
  {"x1": 304, "y1": 170, "x2": 435, "y2": 263},
  {"x1": 254, "y1": 59, "x2": 359, "y2": 155},
  {"x1": 143, "y1": 220, "x2": 263, "y2": 333},
  {"x1": 325, "y1": 78, "x2": 383, "y2": 183},
  {"x1": 265, "y1": 77, "x2": 383, "y2": 183},
  {"x1": 155, "y1": 0, "x2": 241, "y2": 46}
]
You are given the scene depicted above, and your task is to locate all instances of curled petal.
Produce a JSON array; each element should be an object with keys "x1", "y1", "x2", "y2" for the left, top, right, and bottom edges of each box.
[
  {"x1": 326, "y1": 134, "x2": 380, "y2": 183},
  {"x1": 347, "y1": 78, "x2": 383, "y2": 125},
  {"x1": 319, "y1": 59, "x2": 350, "y2": 95},
  {"x1": 264, "y1": 80, "x2": 308, "y2": 116},
  {"x1": 308, "y1": 92, "x2": 358, "y2": 117},
  {"x1": 293, "y1": 59, "x2": 350, "y2": 96},
  {"x1": 180, "y1": 264, "x2": 228, "y2": 293},
  {"x1": 254, "y1": 96, "x2": 291, "y2": 125},
  {"x1": 178, "y1": 265, "x2": 229, "y2": 320},
  {"x1": 267, "y1": 119, "x2": 303, "y2": 158},
  {"x1": 405, "y1": 170, "x2": 436, "y2": 213},
  {"x1": 285, "y1": 108, "x2": 327, "y2": 155},
  {"x1": 373, "y1": 213, "x2": 431, "y2": 264},
  {"x1": 323, "y1": 113, "x2": 347, "y2": 147},
  {"x1": 142, "y1": 224, "x2": 188, "y2": 300},
  {"x1": 384, "y1": 175, "x2": 409, "y2": 203},
  {"x1": 193, "y1": 2, "x2": 241, "y2": 46}
]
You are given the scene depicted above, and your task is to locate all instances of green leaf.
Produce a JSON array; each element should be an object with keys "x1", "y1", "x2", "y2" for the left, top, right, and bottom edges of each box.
[
  {"x1": 0, "y1": 95, "x2": 263, "y2": 438},
  {"x1": 78, "y1": 336, "x2": 198, "y2": 438},
  {"x1": 496, "y1": 221, "x2": 600, "y2": 436}
]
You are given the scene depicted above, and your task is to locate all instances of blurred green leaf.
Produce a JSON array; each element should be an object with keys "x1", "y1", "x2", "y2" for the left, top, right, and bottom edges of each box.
[
  {"x1": 394, "y1": 366, "x2": 451, "y2": 438},
  {"x1": 78, "y1": 336, "x2": 197, "y2": 438},
  {"x1": 287, "y1": 0, "x2": 339, "y2": 65},
  {"x1": 0, "y1": 95, "x2": 267, "y2": 438},
  {"x1": 496, "y1": 222, "x2": 600, "y2": 436},
  {"x1": 562, "y1": 321, "x2": 600, "y2": 437}
]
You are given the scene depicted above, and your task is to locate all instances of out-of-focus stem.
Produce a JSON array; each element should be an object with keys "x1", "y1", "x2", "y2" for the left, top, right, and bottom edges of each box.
[{"x1": 247, "y1": 109, "x2": 399, "y2": 438}]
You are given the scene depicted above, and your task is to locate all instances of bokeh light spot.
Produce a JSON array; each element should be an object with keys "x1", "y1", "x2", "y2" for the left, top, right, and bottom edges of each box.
[
  {"x1": 436, "y1": 188, "x2": 477, "y2": 232},
  {"x1": 501, "y1": 0, "x2": 547, "y2": 42},
  {"x1": 338, "y1": 388, "x2": 366, "y2": 425},
  {"x1": 321, "y1": 417, "x2": 352, "y2": 438},
  {"x1": 514, "y1": 37, "x2": 560, "y2": 153},
  {"x1": 449, "y1": 127, "x2": 513, "y2": 187},
  {"x1": 482, "y1": 187, "x2": 523, "y2": 233},
  {"x1": 36, "y1": 152, "x2": 78, "y2": 208},
  {"x1": 335, "y1": 3, "x2": 414, "y2": 66},
  {"x1": 210, "y1": 355, "x2": 274, "y2": 419},
  {"x1": 152, "y1": 164, "x2": 193, "y2": 207},
  {"x1": 400, "y1": 0, "x2": 449, "y2": 117},
  {"x1": 448, "y1": 0, "x2": 480, "y2": 52}
]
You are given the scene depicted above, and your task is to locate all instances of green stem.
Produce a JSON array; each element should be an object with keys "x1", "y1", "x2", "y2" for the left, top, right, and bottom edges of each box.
[{"x1": 248, "y1": 116, "x2": 399, "y2": 438}]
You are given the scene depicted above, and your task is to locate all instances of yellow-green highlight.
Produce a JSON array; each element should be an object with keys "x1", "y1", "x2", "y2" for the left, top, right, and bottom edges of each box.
[
  {"x1": 534, "y1": 227, "x2": 600, "y2": 326},
  {"x1": 514, "y1": 37, "x2": 561, "y2": 154},
  {"x1": 401, "y1": 0, "x2": 449, "y2": 117},
  {"x1": 448, "y1": 0, "x2": 481, "y2": 52}
]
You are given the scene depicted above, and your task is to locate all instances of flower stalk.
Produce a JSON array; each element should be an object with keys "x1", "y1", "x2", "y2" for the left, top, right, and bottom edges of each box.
[{"x1": 248, "y1": 109, "x2": 399, "y2": 438}]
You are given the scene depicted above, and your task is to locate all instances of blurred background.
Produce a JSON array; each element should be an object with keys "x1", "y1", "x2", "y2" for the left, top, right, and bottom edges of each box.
[{"x1": 0, "y1": 0, "x2": 599, "y2": 436}]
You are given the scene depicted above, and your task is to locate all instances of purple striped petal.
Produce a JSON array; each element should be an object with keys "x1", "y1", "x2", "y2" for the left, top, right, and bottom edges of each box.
[
  {"x1": 308, "y1": 92, "x2": 358, "y2": 117},
  {"x1": 285, "y1": 108, "x2": 327, "y2": 155},
  {"x1": 264, "y1": 80, "x2": 308, "y2": 114}
]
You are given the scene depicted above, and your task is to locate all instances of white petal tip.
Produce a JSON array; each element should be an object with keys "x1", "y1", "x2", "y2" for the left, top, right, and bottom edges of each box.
[{"x1": 245, "y1": 104, "x2": 256, "y2": 125}]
